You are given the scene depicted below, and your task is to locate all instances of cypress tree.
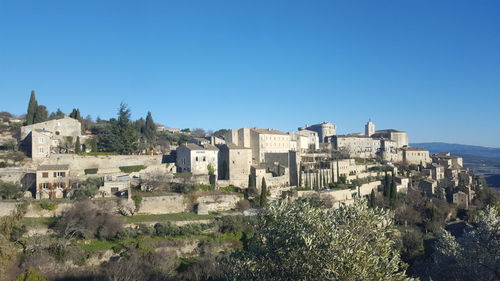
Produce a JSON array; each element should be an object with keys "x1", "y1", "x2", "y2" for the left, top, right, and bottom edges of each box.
[
  {"x1": 383, "y1": 171, "x2": 390, "y2": 197},
  {"x1": 369, "y1": 189, "x2": 376, "y2": 208},
  {"x1": 33, "y1": 105, "x2": 48, "y2": 123},
  {"x1": 390, "y1": 176, "x2": 397, "y2": 200},
  {"x1": 298, "y1": 166, "x2": 302, "y2": 188},
  {"x1": 75, "y1": 136, "x2": 81, "y2": 154},
  {"x1": 69, "y1": 108, "x2": 81, "y2": 121},
  {"x1": 26, "y1": 90, "x2": 38, "y2": 125},
  {"x1": 143, "y1": 111, "x2": 156, "y2": 144},
  {"x1": 336, "y1": 160, "x2": 340, "y2": 183},
  {"x1": 260, "y1": 177, "x2": 268, "y2": 208}
]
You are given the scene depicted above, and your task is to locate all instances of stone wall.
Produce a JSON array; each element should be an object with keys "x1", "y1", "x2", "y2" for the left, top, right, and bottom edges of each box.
[
  {"x1": 196, "y1": 194, "x2": 240, "y2": 214},
  {"x1": 0, "y1": 192, "x2": 243, "y2": 218},
  {"x1": 39, "y1": 154, "x2": 163, "y2": 174},
  {"x1": 138, "y1": 194, "x2": 187, "y2": 214},
  {"x1": 0, "y1": 202, "x2": 18, "y2": 216}
]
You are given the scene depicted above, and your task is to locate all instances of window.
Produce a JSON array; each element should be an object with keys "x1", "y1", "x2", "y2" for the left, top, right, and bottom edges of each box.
[
  {"x1": 39, "y1": 137, "x2": 45, "y2": 144},
  {"x1": 42, "y1": 172, "x2": 48, "y2": 178},
  {"x1": 42, "y1": 183, "x2": 49, "y2": 189},
  {"x1": 195, "y1": 157, "x2": 199, "y2": 161},
  {"x1": 111, "y1": 187, "x2": 119, "y2": 193},
  {"x1": 53, "y1": 171, "x2": 66, "y2": 178},
  {"x1": 203, "y1": 156, "x2": 206, "y2": 161},
  {"x1": 39, "y1": 147, "x2": 44, "y2": 153}
]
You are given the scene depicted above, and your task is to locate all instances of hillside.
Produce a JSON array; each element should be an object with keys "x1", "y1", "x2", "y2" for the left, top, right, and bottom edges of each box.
[
  {"x1": 412, "y1": 142, "x2": 500, "y2": 189},
  {"x1": 411, "y1": 142, "x2": 500, "y2": 158}
]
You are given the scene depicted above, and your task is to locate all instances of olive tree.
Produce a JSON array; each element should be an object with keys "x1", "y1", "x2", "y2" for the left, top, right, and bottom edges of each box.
[
  {"x1": 221, "y1": 200, "x2": 415, "y2": 281},
  {"x1": 430, "y1": 205, "x2": 500, "y2": 281}
]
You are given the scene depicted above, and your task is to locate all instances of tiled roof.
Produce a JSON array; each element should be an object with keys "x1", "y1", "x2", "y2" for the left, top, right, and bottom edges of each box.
[
  {"x1": 251, "y1": 128, "x2": 287, "y2": 135},
  {"x1": 37, "y1": 164, "x2": 70, "y2": 171},
  {"x1": 182, "y1": 143, "x2": 219, "y2": 151}
]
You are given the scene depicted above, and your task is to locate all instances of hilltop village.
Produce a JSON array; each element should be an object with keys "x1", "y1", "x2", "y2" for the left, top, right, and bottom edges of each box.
[
  {"x1": 0, "y1": 101, "x2": 478, "y2": 210},
  {"x1": 0, "y1": 92, "x2": 497, "y2": 281}
]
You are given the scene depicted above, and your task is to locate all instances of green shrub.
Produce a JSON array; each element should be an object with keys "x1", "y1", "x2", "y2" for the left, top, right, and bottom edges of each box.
[
  {"x1": 14, "y1": 267, "x2": 48, "y2": 281},
  {"x1": 84, "y1": 168, "x2": 98, "y2": 175},
  {"x1": 174, "y1": 172, "x2": 192, "y2": 178},
  {"x1": 39, "y1": 203, "x2": 58, "y2": 211},
  {"x1": 132, "y1": 195, "x2": 142, "y2": 210},
  {"x1": 115, "y1": 228, "x2": 137, "y2": 240},
  {"x1": 173, "y1": 184, "x2": 199, "y2": 194},
  {"x1": 137, "y1": 224, "x2": 154, "y2": 235},
  {"x1": 198, "y1": 184, "x2": 216, "y2": 191},
  {"x1": 153, "y1": 222, "x2": 210, "y2": 237},
  {"x1": 119, "y1": 165, "x2": 147, "y2": 173},
  {"x1": 220, "y1": 185, "x2": 240, "y2": 193}
]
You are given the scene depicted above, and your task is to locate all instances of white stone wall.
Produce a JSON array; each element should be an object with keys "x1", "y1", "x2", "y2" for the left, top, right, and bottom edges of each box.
[
  {"x1": 21, "y1": 116, "x2": 81, "y2": 139},
  {"x1": 40, "y1": 154, "x2": 162, "y2": 174}
]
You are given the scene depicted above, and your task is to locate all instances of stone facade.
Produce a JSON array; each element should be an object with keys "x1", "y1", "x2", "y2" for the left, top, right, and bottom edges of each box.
[
  {"x1": 331, "y1": 135, "x2": 381, "y2": 158},
  {"x1": 20, "y1": 116, "x2": 83, "y2": 159},
  {"x1": 20, "y1": 116, "x2": 81, "y2": 140},
  {"x1": 402, "y1": 147, "x2": 431, "y2": 165},
  {"x1": 419, "y1": 179, "x2": 437, "y2": 196},
  {"x1": 371, "y1": 129, "x2": 409, "y2": 148},
  {"x1": 365, "y1": 121, "x2": 376, "y2": 137},
  {"x1": 289, "y1": 129, "x2": 319, "y2": 151},
  {"x1": 176, "y1": 143, "x2": 219, "y2": 176},
  {"x1": 453, "y1": 191, "x2": 469, "y2": 209},
  {"x1": 225, "y1": 128, "x2": 291, "y2": 164},
  {"x1": 98, "y1": 175, "x2": 130, "y2": 197},
  {"x1": 36, "y1": 164, "x2": 70, "y2": 199},
  {"x1": 25, "y1": 130, "x2": 52, "y2": 159},
  {"x1": 299, "y1": 122, "x2": 336, "y2": 143},
  {"x1": 217, "y1": 143, "x2": 251, "y2": 182}
]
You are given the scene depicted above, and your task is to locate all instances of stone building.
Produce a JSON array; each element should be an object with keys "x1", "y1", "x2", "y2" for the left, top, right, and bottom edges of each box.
[
  {"x1": 453, "y1": 191, "x2": 469, "y2": 209},
  {"x1": 24, "y1": 130, "x2": 53, "y2": 159},
  {"x1": 299, "y1": 122, "x2": 336, "y2": 143},
  {"x1": 98, "y1": 174, "x2": 130, "y2": 197},
  {"x1": 225, "y1": 128, "x2": 291, "y2": 164},
  {"x1": 371, "y1": 129, "x2": 409, "y2": 148},
  {"x1": 289, "y1": 129, "x2": 319, "y2": 152},
  {"x1": 419, "y1": 179, "x2": 437, "y2": 197},
  {"x1": 365, "y1": 121, "x2": 376, "y2": 137},
  {"x1": 20, "y1": 116, "x2": 81, "y2": 140},
  {"x1": 330, "y1": 134, "x2": 382, "y2": 158},
  {"x1": 35, "y1": 164, "x2": 70, "y2": 199},
  {"x1": 431, "y1": 152, "x2": 463, "y2": 169},
  {"x1": 394, "y1": 176, "x2": 409, "y2": 193},
  {"x1": 176, "y1": 143, "x2": 219, "y2": 176},
  {"x1": 20, "y1": 116, "x2": 83, "y2": 159},
  {"x1": 217, "y1": 143, "x2": 252, "y2": 182},
  {"x1": 402, "y1": 147, "x2": 431, "y2": 165},
  {"x1": 430, "y1": 164, "x2": 445, "y2": 181}
]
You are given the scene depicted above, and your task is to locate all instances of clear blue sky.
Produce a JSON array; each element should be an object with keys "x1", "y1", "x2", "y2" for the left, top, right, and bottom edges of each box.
[{"x1": 1, "y1": 0, "x2": 499, "y2": 147}]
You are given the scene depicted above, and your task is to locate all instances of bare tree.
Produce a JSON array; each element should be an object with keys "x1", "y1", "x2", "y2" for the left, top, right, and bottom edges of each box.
[{"x1": 140, "y1": 171, "x2": 171, "y2": 191}]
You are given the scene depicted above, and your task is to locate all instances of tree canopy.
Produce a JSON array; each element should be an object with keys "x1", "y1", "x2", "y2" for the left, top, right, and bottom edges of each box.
[{"x1": 222, "y1": 200, "x2": 415, "y2": 281}]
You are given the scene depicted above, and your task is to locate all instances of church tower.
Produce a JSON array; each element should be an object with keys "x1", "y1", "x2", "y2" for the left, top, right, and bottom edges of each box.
[{"x1": 365, "y1": 120, "x2": 375, "y2": 137}]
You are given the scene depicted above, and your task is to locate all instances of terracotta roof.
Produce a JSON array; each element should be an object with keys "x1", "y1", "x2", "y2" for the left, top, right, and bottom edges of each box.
[
  {"x1": 37, "y1": 164, "x2": 70, "y2": 171},
  {"x1": 182, "y1": 143, "x2": 219, "y2": 151},
  {"x1": 251, "y1": 128, "x2": 287, "y2": 135},
  {"x1": 375, "y1": 129, "x2": 406, "y2": 133},
  {"x1": 403, "y1": 147, "x2": 427, "y2": 151},
  {"x1": 223, "y1": 143, "x2": 251, "y2": 150}
]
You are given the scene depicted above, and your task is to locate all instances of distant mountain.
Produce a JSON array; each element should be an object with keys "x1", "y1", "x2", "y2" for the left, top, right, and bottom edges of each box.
[
  {"x1": 411, "y1": 142, "x2": 500, "y2": 159},
  {"x1": 412, "y1": 142, "x2": 500, "y2": 189}
]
